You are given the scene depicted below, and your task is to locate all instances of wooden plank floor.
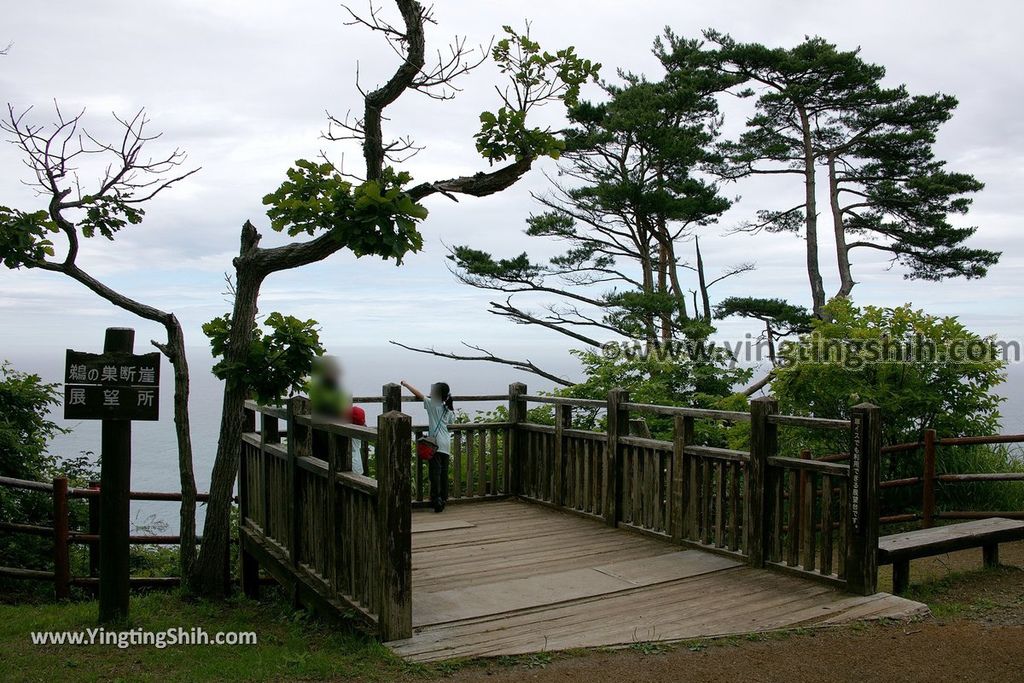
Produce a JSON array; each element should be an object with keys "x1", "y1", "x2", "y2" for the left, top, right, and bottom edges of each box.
[{"x1": 388, "y1": 499, "x2": 928, "y2": 662}]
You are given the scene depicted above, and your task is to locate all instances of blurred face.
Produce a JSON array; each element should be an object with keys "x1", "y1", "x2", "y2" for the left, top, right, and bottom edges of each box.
[{"x1": 430, "y1": 384, "x2": 443, "y2": 402}]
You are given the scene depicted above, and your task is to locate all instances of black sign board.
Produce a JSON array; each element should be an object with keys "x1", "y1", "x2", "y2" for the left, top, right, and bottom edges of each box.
[
  {"x1": 64, "y1": 349, "x2": 160, "y2": 421},
  {"x1": 65, "y1": 350, "x2": 160, "y2": 386}
]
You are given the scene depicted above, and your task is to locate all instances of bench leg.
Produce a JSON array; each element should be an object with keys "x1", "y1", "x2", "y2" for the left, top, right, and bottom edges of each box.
[
  {"x1": 983, "y1": 543, "x2": 999, "y2": 568},
  {"x1": 892, "y1": 560, "x2": 910, "y2": 595}
]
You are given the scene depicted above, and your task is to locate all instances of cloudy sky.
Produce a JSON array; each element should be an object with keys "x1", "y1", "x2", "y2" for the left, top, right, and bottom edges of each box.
[{"x1": 2, "y1": 0, "x2": 1022, "y2": 392}]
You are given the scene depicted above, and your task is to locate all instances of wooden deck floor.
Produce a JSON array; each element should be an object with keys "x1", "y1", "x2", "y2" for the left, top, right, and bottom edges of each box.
[{"x1": 388, "y1": 499, "x2": 927, "y2": 662}]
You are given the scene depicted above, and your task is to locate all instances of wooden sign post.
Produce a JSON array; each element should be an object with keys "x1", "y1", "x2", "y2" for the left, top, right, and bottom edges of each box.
[{"x1": 64, "y1": 327, "x2": 160, "y2": 624}]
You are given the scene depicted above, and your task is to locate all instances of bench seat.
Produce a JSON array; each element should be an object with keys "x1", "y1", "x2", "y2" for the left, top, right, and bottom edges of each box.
[{"x1": 878, "y1": 517, "x2": 1024, "y2": 594}]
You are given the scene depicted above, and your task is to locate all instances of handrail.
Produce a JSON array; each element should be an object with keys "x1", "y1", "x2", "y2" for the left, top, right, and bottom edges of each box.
[
  {"x1": 768, "y1": 455, "x2": 849, "y2": 477},
  {"x1": 620, "y1": 402, "x2": 750, "y2": 422},
  {"x1": 525, "y1": 395, "x2": 606, "y2": 408},
  {"x1": 293, "y1": 413, "x2": 378, "y2": 440},
  {"x1": 767, "y1": 414, "x2": 850, "y2": 431},
  {"x1": 352, "y1": 394, "x2": 510, "y2": 403}
]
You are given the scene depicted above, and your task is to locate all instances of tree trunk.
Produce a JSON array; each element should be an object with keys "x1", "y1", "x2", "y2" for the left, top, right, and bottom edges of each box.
[
  {"x1": 163, "y1": 319, "x2": 198, "y2": 579},
  {"x1": 798, "y1": 106, "x2": 826, "y2": 317},
  {"x1": 658, "y1": 241, "x2": 671, "y2": 343},
  {"x1": 189, "y1": 228, "x2": 266, "y2": 598},
  {"x1": 51, "y1": 264, "x2": 199, "y2": 587},
  {"x1": 828, "y1": 155, "x2": 855, "y2": 299},
  {"x1": 664, "y1": 238, "x2": 688, "y2": 322},
  {"x1": 694, "y1": 237, "x2": 712, "y2": 322}
]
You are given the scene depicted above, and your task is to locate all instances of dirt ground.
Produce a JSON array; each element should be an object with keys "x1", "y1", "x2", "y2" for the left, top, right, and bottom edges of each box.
[{"x1": 435, "y1": 541, "x2": 1024, "y2": 683}]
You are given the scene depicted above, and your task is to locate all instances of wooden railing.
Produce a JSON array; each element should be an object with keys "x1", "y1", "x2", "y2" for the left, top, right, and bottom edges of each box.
[
  {"x1": 239, "y1": 394, "x2": 412, "y2": 640},
  {"x1": 0, "y1": 475, "x2": 216, "y2": 597},
  {"x1": 825, "y1": 431, "x2": 1024, "y2": 527},
  {"x1": 510, "y1": 388, "x2": 882, "y2": 595}
]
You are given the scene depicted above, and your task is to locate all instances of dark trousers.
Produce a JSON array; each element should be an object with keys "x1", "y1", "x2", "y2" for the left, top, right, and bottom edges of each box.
[{"x1": 428, "y1": 452, "x2": 450, "y2": 505}]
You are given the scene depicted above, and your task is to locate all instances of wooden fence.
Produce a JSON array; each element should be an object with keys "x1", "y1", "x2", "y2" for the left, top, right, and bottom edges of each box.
[
  {"x1": 0, "y1": 475, "x2": 215, "y2": 596},
  {"x1": 508, "y1": 388, "x2": 882, "y2": 595},
  {"x1": 830, "y1": 431, "x2": 1024, "y2": 527},
  {"x1": 238, "y1": 394, "x2": 412, "y2": 640}
]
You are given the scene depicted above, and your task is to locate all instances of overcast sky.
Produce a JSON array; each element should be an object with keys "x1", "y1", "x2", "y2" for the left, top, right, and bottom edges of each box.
[{"x1": 2, "y1": 0, "x2": 1022, "y2": 389}]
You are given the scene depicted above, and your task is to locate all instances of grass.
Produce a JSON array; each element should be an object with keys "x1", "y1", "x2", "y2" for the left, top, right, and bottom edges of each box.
[
  {"x1": 2, "y1": 560, "x2": 1019, "y2": 682},
  {"x1": 0, "y1": 590, "x2": 421, "y2": 682},
  {"x1": 903, "y1": 564, "x2": 1023, "y2": 619}
]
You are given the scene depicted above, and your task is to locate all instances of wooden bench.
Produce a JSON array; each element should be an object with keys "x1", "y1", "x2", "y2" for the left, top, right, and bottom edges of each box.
[{"x1": 878, "y1": 517, "x2": 1024, "y2": 594}]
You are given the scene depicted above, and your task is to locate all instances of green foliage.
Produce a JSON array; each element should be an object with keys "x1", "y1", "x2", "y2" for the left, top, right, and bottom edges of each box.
[
  {"x1": 0, "y1": 362, "x2": 97, "y2": 600},
  {"x1": 203, "y1": 312, "x2": 325, "y2": 405},
  {"x1": 79, "y1": 193, "x2": 146, "y2": 239},
  {"x1": 0, "y1": 207, "x2": 57, "y2": 268},
  {"x1": 714, "y1": 297, "x2": 812, "y2": 334},
  {"x1": 557, "y1": 344, "x2": 751, "y2": 440},
  {"x1": 0, "y1": 193, "x2": 147, "y2": 271},
  {"x1": 773, "y1": 298, "x2": 1006, "y2": 445},
  {"x1": 475, "y1": 25, "x2": 601, "y2": 162},
  {"x1": 696, "y1": 30, "x2": 997, "y2": 283},
  {"x1": 262, "y1": 162, "x2": 427, "y2": 264},
  {"x1": 0, "y1": 362, "x2": 66, "y2": 480}
]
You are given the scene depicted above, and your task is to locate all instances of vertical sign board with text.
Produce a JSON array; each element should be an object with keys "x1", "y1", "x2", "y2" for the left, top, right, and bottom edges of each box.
[
  {"x1": 64, "y1": 332, "x2": 160, "y2": 624},
  {"x1": 64, "y1": 350, "x2": 160, "y2": 421}
]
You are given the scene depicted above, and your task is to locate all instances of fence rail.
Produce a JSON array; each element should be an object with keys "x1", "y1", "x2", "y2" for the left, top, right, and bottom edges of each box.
[
  {"x1": 0, "y1": 475, "x2": 219, "y2": 597},
  {"x1": 238, "y1": 392, "x2": 411, "y2": 640},
  {"x1": 503, "y1": 388, "x2": 882, "y2": 594}
]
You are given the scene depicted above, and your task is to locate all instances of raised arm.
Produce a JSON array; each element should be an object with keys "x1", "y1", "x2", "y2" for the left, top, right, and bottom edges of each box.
[{"x1": 400, "y1": 380, "x2": 425, "y2": 401}]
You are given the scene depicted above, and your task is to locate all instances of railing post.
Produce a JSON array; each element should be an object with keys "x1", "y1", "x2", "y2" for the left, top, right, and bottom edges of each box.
[
  {"x1": 286, "y1": 395, "x2": 310, "y2": 604},
  {"x1": 552, "y1": 403, "x2": 571, "y2": 508},
  {"x1": 671, "y1": 415, "x2": 693, "y2": 544},
  {"x1": 507, "y1": 383, "x2": 527, "y2": 497},
  {"x1": 922, "y1": 428, "x2": 937, "y2": 529},
  {"x1": 239, "y1": 405, "x2": 259, "y2": 598},
  {"x1": 377, "y1": 410, "x2": 412, "y2": 641},
  {"x1": 87, "y1": 480, "x2": 100, "y2": 580},
  {"x1": 53, "y1": 476, "x2": 70, "y2": 600},
  {"x1": 748, "y1": 396, "x2": 778, "y2": 568},
  {"x1": 846, "y1": 402, "x2": 881, "y2": 596},
  {"x1": 325, "y1": 418, "x2": 343, "y2": 597},
  {"x1": 382, "y1": 382, "x2": 402, "y2": 413},
  {"x1": 604, "y1": 388, "x2": 629, "y2": 527}
]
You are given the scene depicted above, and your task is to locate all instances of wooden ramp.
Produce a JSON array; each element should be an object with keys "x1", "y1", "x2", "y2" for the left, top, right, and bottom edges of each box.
[{"x1": 388, "y1": 500, "x2": 927, "y2": 662}]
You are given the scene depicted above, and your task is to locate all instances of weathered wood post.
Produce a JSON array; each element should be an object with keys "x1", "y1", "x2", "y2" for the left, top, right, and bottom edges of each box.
[
  {"x1": 52, "y1": 476, "x2": 70, "y2": 600},
  {"x1": 324, "y1": 416, "x2": 345, "y2": 597},
  {"x1": 87, "y1": 480, "x2": 100, "y2": 580},
  {"x1": 922, "y1": 428, "x2": 937, "y2": 529},
  {"x1": 98, "y1": 327, "x2": 134, "y2": 623},
  {"x1": 239, "y1": 405, "x2": 259, "y2": 598},
  {"x1": 748, "y1": 396, "x2": 778, "y2": 568},
  {"x1": 672, "y1": 415, "x2": 695, "y2": 544},
  {"x1": 552, "y1": 403, "x2": 571, "y2": 508},
  {"x1": 846, "y1": 402, "x2": 881, "y2": 596},
  {"x1": 377, "y1": 410, "x2": 412, "y2": 640},
  {"x1": 286, "y1": 395, "x2": 310, "y2": 606},
  {"x1": 507, "y1": 383, "x2": 527, "y2": 497},
  {"x1": 382, "y1": 382, "x2": 402, "y2": 413},
  {"x1": 604, "y1": 388, "x2": 629, "y2": 527}
]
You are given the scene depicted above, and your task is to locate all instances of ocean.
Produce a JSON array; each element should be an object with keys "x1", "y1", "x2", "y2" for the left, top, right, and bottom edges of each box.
[{"x1": 5, "y1": 347, "x2": 1023, "y2": 534}]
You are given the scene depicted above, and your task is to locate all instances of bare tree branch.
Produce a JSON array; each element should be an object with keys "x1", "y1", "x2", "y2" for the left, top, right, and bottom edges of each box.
[{"x1": 390, "y1": 340, "x2": 573, "y2": 386}]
